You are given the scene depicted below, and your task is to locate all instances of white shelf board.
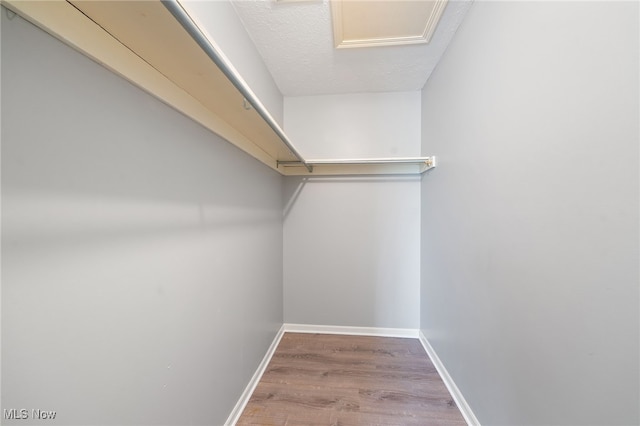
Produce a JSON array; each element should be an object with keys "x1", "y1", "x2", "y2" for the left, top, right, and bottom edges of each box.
[{"x1": 278, "y1": 157, "x2": 436, "y2": 176}]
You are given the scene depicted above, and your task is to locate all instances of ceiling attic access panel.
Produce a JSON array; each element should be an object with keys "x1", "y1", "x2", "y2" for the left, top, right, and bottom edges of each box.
[{"x1": 331, "y1": 0, "x2": 448, "y2": 48}]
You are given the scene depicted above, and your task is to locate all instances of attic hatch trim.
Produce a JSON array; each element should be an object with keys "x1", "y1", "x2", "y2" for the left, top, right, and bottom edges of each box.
[{"x1": 331, "y1": 0, "x2": 449, "y2": 49}]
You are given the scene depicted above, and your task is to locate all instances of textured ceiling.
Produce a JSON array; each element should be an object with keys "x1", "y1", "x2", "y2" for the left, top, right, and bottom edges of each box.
[{"x1": 231, "y1": 0, "x2": 473, "y2": 96}]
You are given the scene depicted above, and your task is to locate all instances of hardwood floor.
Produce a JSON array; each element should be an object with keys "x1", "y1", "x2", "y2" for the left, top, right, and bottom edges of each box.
[{"x1": 237, "y1": 333, "x2": 466, "y2": 425}]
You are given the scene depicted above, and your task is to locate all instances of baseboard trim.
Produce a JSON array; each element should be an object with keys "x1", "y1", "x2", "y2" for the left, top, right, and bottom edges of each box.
[
  {"x1": 418, "y1": 331, "x2": 480, "y2": 426},
  {"x1": 225, "y1": 324, "x2": 285, "y2": 426},
  {"x1": 225, "y1": 325, "x2": 478, "y2": 426},
  {"x1": 283, "y1": 323, "x2": 419, "y2": 338}
]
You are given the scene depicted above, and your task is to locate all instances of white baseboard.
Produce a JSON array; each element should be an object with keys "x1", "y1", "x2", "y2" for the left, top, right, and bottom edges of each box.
[
  {"x1": 225, "y1": 324, "x2": 478, "y2": 426},
  {"x1": 224, "y1": 324, "x2": 285, "y2": 426},
  {"x1": 418, "y1": 331, "x2": 480, "y2": 426},
  {"x1": 283, "y1": 323, "x2": 419, "y2": 338}
]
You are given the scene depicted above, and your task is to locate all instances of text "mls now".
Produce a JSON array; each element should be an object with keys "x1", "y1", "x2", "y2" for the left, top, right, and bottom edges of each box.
[{"x1": 4, "y1": 409, "x2": 57, "y2": 420}]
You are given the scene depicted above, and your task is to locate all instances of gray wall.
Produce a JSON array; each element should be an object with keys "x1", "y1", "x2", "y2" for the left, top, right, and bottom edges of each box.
[
  {"x1": 283, "y1": 92, "x2": 421, "y2": 329},
  {"x1": 420, "y1": 1, "x2": 639, "y2": 425},
  {"x1": 1, "y1": 11, "x2": 283, "y2": 426},
  {"x1": 283, "y1": 176, "x2": 420, "y2": 328}
]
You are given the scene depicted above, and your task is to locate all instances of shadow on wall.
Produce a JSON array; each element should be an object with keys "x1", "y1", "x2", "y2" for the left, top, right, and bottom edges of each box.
[
  {"x1": 2, "y1": 10, "x2": 284, "y2": 426},
  {"x1": 2, "y1": 6, "x2": 285, "y2": 249},
  {"x1": 283, "y1": 175, "x2": 422, "y2": 218}
]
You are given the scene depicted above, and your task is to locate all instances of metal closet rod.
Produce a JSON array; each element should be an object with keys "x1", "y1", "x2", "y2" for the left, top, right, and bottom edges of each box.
[
  {"x1": 161, "y1": 0, "x2": 312, "y2": 173},
  {"x1": 278, "y1": 157, "x2": 435, "y2": 166}
]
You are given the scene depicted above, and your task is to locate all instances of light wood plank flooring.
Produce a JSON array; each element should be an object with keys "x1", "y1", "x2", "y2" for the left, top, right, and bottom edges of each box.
[{"x1": 237, "y1": 333, "x2": 466, "y2": 425}]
